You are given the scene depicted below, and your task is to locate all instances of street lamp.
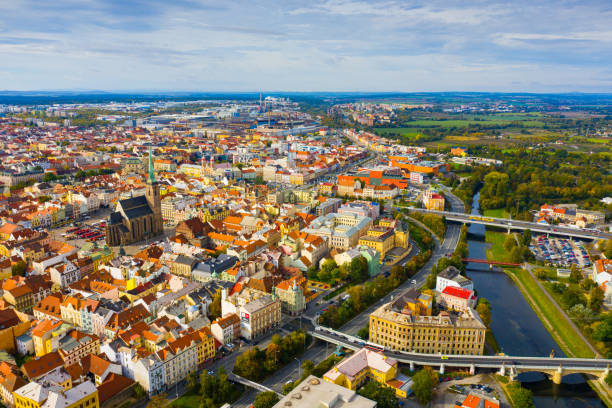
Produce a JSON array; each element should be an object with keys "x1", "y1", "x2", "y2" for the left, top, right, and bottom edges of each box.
[{"x1": 295, "y1": 358, "x2": 301, "y2": 379}]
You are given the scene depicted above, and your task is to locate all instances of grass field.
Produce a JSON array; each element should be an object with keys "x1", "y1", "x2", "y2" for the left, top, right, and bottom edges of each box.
[
  {"x1": 170, "y1": 389, "x2": 200, "y2": 408},
  {"x1": 483, "y1": 208, "x2": 510, "y2": 219},
  {"x1": 509, "y1": 269, "x2": 595, "y2": 358},
  {"x1": 485, "y1": 231, "x2": 512, "y2": 263}
]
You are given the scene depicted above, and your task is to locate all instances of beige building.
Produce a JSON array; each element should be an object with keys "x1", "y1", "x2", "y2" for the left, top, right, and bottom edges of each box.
[
  {"x1": 303, "y1": 213, "x2": 372, "y2": 250},
  {"x1": 221, "y1": 288, "x2": 281, "y2": 341},
  {"x1": 369, "y1": 290, "x2": 486, "y2": 355},
  {"x1": 274, "y1": 276, "x2": 307, "y2": 316},
  {"x1": 272, "y1": 376, "x2": 376, "y2": 408}
]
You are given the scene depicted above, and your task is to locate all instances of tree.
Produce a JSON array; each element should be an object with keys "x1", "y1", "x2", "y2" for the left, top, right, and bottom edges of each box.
[
  {"x1": 509, "y1": 247, "x2": 523, "y2": 263},
  {"x1": 186, "y1": 371, "x2": 198, "y2": 391},
  {"x1": 253, "y1": 391, "x2": 280, "y2": 408},
  {"x1": 588, "y1": 286, "x2": 604, "y2": 313},
  {"x1": 593, "y1": 314, "x2": 612, "y2": 342},
  {"x1": 199, "y1": 398, "x2": 215, "y2": 408},
  {"x1": 504, "y1": 234, "x2": 517, "y2": 252},
  {"x1": 133, "y1": 384, "x2": 146, "y2": 399},
  {"x1": 426, "y1": 272, "x2": 437, "y2": 290},
  {"x1": 412, "y1": 367, "x2": 438, "y2": 405},
  {"x1": 476, "y1": 300, "x2": 491, "y2": 328},
  {"x1": 357, "y1": 326, "x2": 369, "y2": 340},
  {"x1": 38, "y1": 195, "x2": 51, "y2": 203},
  {"x1": 146, "y1": 393, "x2": 167, "y2": 408},
  {"x1": 569, "y1": 265, "x2": 583, "y2": 284},
  {"x1": 606, "y1": 371, "x2": 612, "y2": 386},
  {"x1": 507, "y1": 382, "x2": 534, "y2": 408},
  {"x1": 301, "y1": 360, "x2": 315, "y2": 377},
  {"x1": 357, "y1": 381, "x2": 398, "y2": 408},
  {"x1": 569, "y1": 304, "x2": 593, "y2": 322},
  {"x1": 561, "y1": 286, "x2": 586, "y2": 309},
  {"x1": 208, "y1": 289, "x2": 222, "y2": 321},
  {"x1": 11, "y1": 261, "x2": 26, "y2": 277},
  {"x1": 521, "y1": 229, "x2": 532, "y2": 246}
]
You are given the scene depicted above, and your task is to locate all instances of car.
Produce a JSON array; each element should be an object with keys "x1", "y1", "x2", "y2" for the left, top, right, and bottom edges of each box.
[
  {"x1": 208, "y1": 370, "x2": 215, "y2": 375},
  {"x1": 441, "y1": 356, "x2": 449, "y2": 360},
  {"x1": 411, "y1": 279, "x2": 417, "y2": 285}
]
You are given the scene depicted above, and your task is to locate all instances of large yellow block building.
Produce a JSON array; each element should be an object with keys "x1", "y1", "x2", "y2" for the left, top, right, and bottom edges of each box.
[
  {"x1": 369, "y1": 289, "x2": 485, "y2": 355},
  {"x1": 358, "y1": 227, "x2": 395, "y2": 258}
]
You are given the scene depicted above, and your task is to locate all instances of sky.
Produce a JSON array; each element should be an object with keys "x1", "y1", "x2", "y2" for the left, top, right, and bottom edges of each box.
[{"x1": 1, "y1": 0, "x2": 612, "y2": 92}]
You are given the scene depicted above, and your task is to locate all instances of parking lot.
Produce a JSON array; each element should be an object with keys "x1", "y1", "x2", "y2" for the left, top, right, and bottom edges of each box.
[{"x1": 531, "y1": 236, "x2": 591, "y2": 267}]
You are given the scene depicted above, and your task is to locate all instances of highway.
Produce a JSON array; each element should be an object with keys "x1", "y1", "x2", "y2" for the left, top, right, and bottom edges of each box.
[{"x1": 406, "y1": 208, "x2": 612, "y2": 240}]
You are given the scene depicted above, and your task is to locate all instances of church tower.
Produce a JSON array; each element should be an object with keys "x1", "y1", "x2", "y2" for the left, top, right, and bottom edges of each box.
[{"x1": 145, "y1": 146, "x2": 163, "y2": 235}]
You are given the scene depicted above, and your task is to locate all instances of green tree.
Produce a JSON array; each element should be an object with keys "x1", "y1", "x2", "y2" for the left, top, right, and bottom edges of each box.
[
  {"x1": 504, "y1": 234, "x2": 517, "y2": 252},
  {"x1": 301, "y1": 360, "x2": 315, "y2": 377},
  {"x1": 357, "y1": 381, "x2": 398, "y2": 408},
  {"x1": 208, "y1": 289, "x2": 222, "y2": 321},
  {"x1": 146, "y1": 393, "x2": 167, "y2": 408},
  {"x1": 561, "y1": 286, "x2": 586, "y2": 309},
  {"x1": 509, "y1": 247, "x2": 523, "y2": 263},
  {"x1": 11, "y1": 261, "x2": 26, "y2": 277},
  {"x1": 475, "y1": 299, "x2": 491, "y2": 328},
  {"x1": 38, "y1": 195, "x2": 51, "y2": 204},
  {"x1": 606, "y1": 371, "x2": 612, "y2": 386},
  {"x1": 568, "y1": 304, "x2": 593, "y2": 321},
  {"x1": 357, "y1": 326, "x2": 369, "y2": 340},
  {"x1": 521, "y1": 229, "x2": 532, "y2": 246},
  {"x1": 253, "y1": 391, "x2": 280, "y2": 408},
  {"x1": 426, "y1": 272, "x2": 437, "y2": 290},
  {"x1": 569, "y1": 265, "x2": 583, "y2": 284},
  {"x1": 507, "y1": 382, "x2": 535, "y2": 408},
  {"x1": 588, "y1": 286, "x2": 605, "y2": 313},
  {"x1": 186, "y1": 371, "x2": 198, "y2": 391},
  {"x1": 412, "y1": 367, "x2": 438, "y2": 405},
  {"x1": 132, "y1": 384, "x2": 146, "y2": 399},
  {"x1": 199, "y1": 398, "x2": 215, "y2": 408},
  {"x1": 593, "y1": 314, "x2": 612, "y2": 342},
  {"x1": 282, "y1": 381, "x2": 295, "y2": 395}
]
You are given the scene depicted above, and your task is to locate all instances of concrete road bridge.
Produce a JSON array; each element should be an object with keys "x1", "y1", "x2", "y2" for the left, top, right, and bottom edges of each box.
[
  {"x1": 403, "y1": 207, "x2": 612, "y2": 240},
  {"x1": 310, "y1": 327, "x2": 611, "y2": 385}
]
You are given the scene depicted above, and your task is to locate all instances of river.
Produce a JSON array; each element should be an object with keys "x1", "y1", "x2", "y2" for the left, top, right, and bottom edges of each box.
[{"x1": 465, "y1": 192, "x2": 604, "y2": 407}]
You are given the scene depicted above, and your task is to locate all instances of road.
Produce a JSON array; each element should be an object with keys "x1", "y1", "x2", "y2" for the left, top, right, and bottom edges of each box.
[
  {"x1": 340, "y1": 190, "x2": 465, "y2": 336},
  {"x1": 408, "y1": 208, "x2": 611, "y2": 240}
]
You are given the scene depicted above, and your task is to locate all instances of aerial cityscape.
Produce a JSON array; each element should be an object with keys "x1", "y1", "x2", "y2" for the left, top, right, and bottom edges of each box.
[{"x1": 1, "y1": 2, "x2": 612, "y2": 408}]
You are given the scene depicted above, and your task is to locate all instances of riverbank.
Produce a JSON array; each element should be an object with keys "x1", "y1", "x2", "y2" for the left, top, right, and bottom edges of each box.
[
  {"x1": 483, "y1": 231, "x2": 612, "y2": 406},
  {"x1": 504, "y1": 268, "x2": 612, "y2": 407}
]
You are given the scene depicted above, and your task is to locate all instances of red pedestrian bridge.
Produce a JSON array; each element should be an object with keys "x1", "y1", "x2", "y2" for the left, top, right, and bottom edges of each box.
[{"x1": 462, "y1": 258, "x2": 521, "y2": 267}]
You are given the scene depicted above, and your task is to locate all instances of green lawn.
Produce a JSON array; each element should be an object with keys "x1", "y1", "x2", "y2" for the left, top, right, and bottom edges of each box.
[
  {"x1": 483, "y1": 208, "x2": 510, "y2": 219},
  {"x1": 170, "y1": 389, "x2": 200, "y2": 408},
  {"x1": 509, "y1": 269, "x2": 595, "y2": 358},
  {"x1": 485, "y1": 231, "x2": 512, "y2": 263}
]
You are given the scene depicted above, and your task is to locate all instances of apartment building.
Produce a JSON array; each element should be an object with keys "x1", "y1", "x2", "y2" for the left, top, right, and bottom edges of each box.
[
  {"x1": 156, "y1": 335, "x2": 197, "y2": 387},
  {"x1": 369, "y1": 289, "x2": 486, "y2": 355},
  {"x1": 211, "y1": 313, "x2": 240, "y2": 345},
  {"x1": 221, "y1": 288, "x2": 281, "y2": 341},
  {"x1": 57, "y1": 330, "x2": 100, "y2": 366},
  {"x1": 274, "y1": 276, "x2": 307, "y2": 316}
]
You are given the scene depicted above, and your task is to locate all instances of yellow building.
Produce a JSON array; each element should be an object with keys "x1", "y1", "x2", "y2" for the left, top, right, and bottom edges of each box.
[
  {"x1": 190, "y1": 327, "x2": 216, "y2": 367},
  {"x1": 423, "y1": 189, "x2": 445, "y2": 211},
  {"x1": 358, "y1": 227, "x2": 395, "y2": 258},
  {"x1": 323, "y1": 348, "x2": 411, "y2": 397},
  {"x1": 369, "y1": 289, "x2": 486, "y2": 355},
  {"x1": 14, "y1": 380, "x2": 98, "y2": 408},
  {"x1": 32, "y1": 319, "x2": 72, "y2": 357}
]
